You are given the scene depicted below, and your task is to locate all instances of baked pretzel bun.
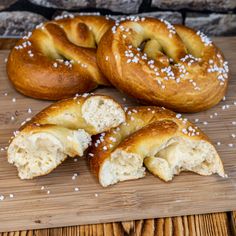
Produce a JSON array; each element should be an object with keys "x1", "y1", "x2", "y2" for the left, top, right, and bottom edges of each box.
[
  {"x1": 7, "y1": 15, "x2": 113, "y2": 100},
  {"x1": 89, "y1": 107, "x2": 225, "y2": 187},
  {"x1": 7, "y1": 94, "x2": 125, "y2": 179},
  {"x1": 97, "y1": 17, "x2": 229, "y2": 112}
]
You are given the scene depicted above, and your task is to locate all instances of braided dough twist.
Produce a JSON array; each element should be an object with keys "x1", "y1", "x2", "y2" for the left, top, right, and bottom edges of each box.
[
  {"x1": 97, "y1": 17, "x2": 229, "y2": 112},
  {"x1": 89, "y1": 107, "x2": 225, "y2": 187},
  {"x1": 7, "y1": 94, "x2": 125, "y2": 179},
  {"x1": 7, "y1": 16, "x2": 113, "y2": 100}
]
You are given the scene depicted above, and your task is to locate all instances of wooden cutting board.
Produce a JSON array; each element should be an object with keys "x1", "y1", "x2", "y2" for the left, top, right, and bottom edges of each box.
[{"x1": 0, "y1": 38, "x2": 236, "y2": 232}]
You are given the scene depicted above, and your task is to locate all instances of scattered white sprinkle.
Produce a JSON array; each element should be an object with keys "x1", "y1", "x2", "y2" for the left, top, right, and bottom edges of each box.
[
  {"x1": 74, "y1": 187, "x2": 80, "y2": 192},
  {"x1": 12, "y1": 98, "x2": 16, "y2": 102},
  {"x1": 9, "y1": 194, "x2": 14, "y2": 198},
  {"x1": 4, "y1": 92, "x2": 8, "y2": 96},
  {"x1": 228, "y1": 143, "x2": 234, "y2": 147},
  {"x1": 11, "y1": 116, "x2": 15, "y2": 121},
  {"x1": 47, "y1": 190, "x2": 50, "y2": 194},
  {"x1": 231, "y1": 134, "x2": 236, "y2": 138},
  {"x1": 53, "y1": 62, "x2": 58, "y2": 68},
  {"x1": 41, "y1": 186, "x2": 45, "y2": 190},
  {"x1": 217, "y1": 142, "x2": 221, "y2": 146},
  {"x1": 27, "y1": 108, "x2": 32, "y2": 114},
  {"x1": 195, "y1": 118, "x2": 199, "y2": 122},
  {"x1": 4, "y1": 58, "x2": 8, "y2": 63},
  {"x1": 203, "y1": 121, "x2": 208, "y2": 125},
  {"x1": 0, "y1": 195, "x2": 4, "y2": 201},
  {"x1": 95, "y1": 193, "x2": 98, "y2": 197},
  {"x1": 196, "y1": 31, "x2": 212, "y2": 46},
  {"x1": 176, "y1": 114, "x2": 182, "y2": 119},
  {"x1": 74, "y1": 158, "x2": 78, "y2": 162}
]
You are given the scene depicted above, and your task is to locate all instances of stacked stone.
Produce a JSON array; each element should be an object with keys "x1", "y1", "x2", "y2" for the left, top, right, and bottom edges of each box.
[{"x1": 0, "y1": 0, "x2": 235, "y2": 37}]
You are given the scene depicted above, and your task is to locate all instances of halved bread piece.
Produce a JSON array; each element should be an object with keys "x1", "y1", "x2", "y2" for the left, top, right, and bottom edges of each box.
[
  {"x1": 89, "y1": 107, "x2": 225, "y2": 187},
  {"x1": 8, "y1": 94, "x2": 125, "y2": 179}
]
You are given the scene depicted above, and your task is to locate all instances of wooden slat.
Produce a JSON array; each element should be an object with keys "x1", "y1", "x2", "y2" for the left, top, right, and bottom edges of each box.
[
  {"x1": 230, "y1": 211, "x2": 236, "y2": 236},
  {"x1": 0, "y1": 38, "x2": 18, "y2": 50},
  {"x1": 0, "y1": 212, "x2": 231, "y2": 235}
]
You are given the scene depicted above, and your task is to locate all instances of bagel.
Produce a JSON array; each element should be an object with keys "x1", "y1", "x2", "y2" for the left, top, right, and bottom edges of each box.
[
  {"x1": 7, "y1": 94, "x2": 125, "y2": 179},
  {"x1": 89, "y1": 106, "x2": 225, "y2": 187},
  {"x1": 7, "y1": 15, "x2": 113, "y2": 100},
  {"x1": 97, "y1": 16, "x2": 229, "y2": 112}
]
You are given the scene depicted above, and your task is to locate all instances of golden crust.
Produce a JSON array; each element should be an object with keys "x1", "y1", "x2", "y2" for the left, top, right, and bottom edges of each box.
[
  {"x1": 18, "y1": 93, "x2": 123, "y2": 135},
  {"x1": 97, "y1": 18, "x2": 229, "y2": 112},
  {"x1": 7, "y1": 16, "x2": 114, "y2": 100},
  {"x1": 7, "y1": 94, "x2": 126, "y2": 179},
  {"x1": 89, "y1": 106, "x2": 224, "y2": 183}
]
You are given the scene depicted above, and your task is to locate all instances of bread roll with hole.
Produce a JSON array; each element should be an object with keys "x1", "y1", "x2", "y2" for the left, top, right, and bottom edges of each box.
[
  {"x1": 89, "y1": 107, "x2": 225, "y2": 187},
  {"x1": 8, "y1": 94, "x2": 125, "y2": 179},
  {"x1": 97, "y1": 17, "x2": 229, "y2": 112},
  {"x1": 7, "y1": 16, "x2": 113, "y2": 100}
]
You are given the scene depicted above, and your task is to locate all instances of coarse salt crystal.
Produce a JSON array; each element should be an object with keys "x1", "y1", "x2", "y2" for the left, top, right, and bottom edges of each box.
[{"x1": 53, "y1": 62, "x2": 58, "y2": 68}]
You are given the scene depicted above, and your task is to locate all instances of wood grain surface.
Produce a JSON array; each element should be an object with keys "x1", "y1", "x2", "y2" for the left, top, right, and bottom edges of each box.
[
  {"x1": 0, "y1": 37, "x2": 236, "y2": 234},
  {"x1": 0, "y1": 213, "x2": 233, "y2": 235}
]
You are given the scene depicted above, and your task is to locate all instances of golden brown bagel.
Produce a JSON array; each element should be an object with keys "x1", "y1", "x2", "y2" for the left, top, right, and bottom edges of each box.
[
  {"x1": 7, "y1": 15, "x2": 113, "y2": 100},
  {"x1": 97, "y1": 17, "x2": 229, "y2": 112},
  {"x1": 89, "y1": 107, "x2": 225, "y2": 187},
  {"x1": 7, "y1": 94, "x2": 125, "y2": 179}
]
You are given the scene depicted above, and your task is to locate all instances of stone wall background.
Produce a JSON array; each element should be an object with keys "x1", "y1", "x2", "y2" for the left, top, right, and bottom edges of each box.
[{"x1": 0, "y1": 0, "x2": 235, "y2": 37}]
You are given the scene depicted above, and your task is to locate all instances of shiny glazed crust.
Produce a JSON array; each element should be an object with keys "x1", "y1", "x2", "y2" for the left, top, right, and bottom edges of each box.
[
  {"x1": 97, "y1": 17, "x2": 229, "y2": 112},
  {"x1": 7, "y1": 16, "x2": 113, "y2": 100},
  {"x1": 89, "y1": 106, "x2": 225, "y2": 186}
]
